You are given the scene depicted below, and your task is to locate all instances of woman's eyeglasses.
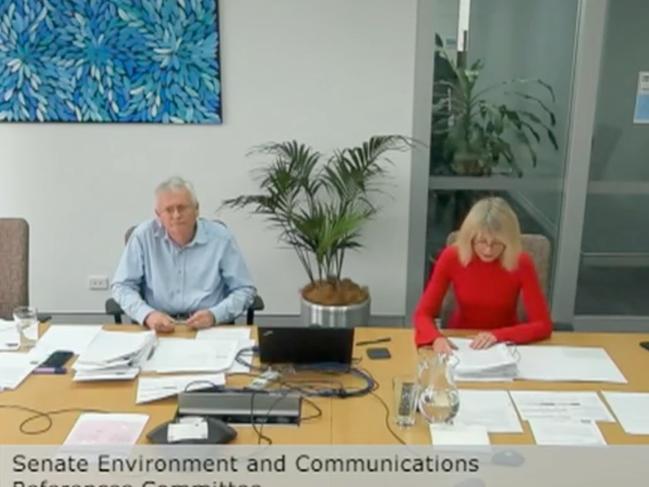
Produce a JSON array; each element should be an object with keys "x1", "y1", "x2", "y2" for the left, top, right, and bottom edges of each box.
[{"x1": 473, "y1": 238, "x2": 505, "y2": 250}]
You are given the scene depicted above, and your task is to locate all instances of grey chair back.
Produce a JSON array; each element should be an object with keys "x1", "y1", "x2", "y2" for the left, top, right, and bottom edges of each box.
[
  {"x1": 438, "y1": 232, "x2": 551, "y2": 327},
  {"x1": 0, "y1": 218, "x2": 29, "y2": 319}
]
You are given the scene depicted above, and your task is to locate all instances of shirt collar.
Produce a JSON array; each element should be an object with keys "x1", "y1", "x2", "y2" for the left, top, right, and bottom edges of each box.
[{"x1": 154, "y1": 218, "x2": 208, "y2": 248}]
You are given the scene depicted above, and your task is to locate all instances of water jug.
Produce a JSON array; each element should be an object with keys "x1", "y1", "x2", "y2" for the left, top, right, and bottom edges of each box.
[{"x1": 417, "y1": 347, "x2": 460, "y2": 423}]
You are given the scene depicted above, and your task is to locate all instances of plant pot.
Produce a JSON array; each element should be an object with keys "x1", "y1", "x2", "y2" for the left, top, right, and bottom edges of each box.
[{"x1": 300, "y1": 296, "x2": 370, "y2": 328}]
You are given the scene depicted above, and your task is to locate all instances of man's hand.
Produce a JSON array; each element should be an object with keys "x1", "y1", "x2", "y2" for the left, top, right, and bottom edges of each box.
[
  {"x1": 432, "y1": 337, "x2": 455, "y2": 355},
  {"x1": 144, "y1": 311, "x2": 175, "y2": 333},
  {"x1": 470, "y1": 332, "x2": 497, "y2": 349},
  {"x1": 186, "y1": 309, "x2": 216, "y2": 329}
]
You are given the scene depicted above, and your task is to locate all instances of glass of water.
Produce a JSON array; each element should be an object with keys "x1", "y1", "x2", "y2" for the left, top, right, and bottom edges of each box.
[{"x1": 13, "y1": 306, "x2": 38, "y2": 351}]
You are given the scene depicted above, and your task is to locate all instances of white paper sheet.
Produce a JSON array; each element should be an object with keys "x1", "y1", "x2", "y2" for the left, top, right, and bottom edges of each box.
[
  {"x1": 196, "y1": 327, "x2": 251, "y2": 342},
  {"x1": 430, "y1": 423, "x2": 490, "y2": 446},
  {"x1": 0, "y1": 352, "x2": 39, "y2": 390},
  {"x1": 602, "y1": 391, "x2": 649, "y2": 435},
  {"x1": 0, "y1": 320, "x2": 20, "y2": 351},
  {"x1": 63, "y1": 413, "x2": 149, "y2": 445},
  {"x1": 226, "y1": 339, "x2": 255, "y2": 373},
  {"x1": 528, "y1": 419, "x2": 606, "y2": 446},
  {"x1": 196, "y1": 328, "x2": 254, "y2": 374},
  {"x1": 517, "y1": 345, "x2": 627, "y2": 383},
  {"x1": 510, "y1": 391, "x2": 615, "y2": 422},
  {"x1": 142, "y1": 338, "x2": 237, "y2": 373},
  {"x1": 136, "y1": 374, "x2": 225, "y2": 404},
  {"x1": 454, "y1": 389, "x2": 523, "y2": 433},
  {"x1": 29, "y1": 325, "x2": 102, "y2": 360},
  {"x1": 0, "y1": 320, "x2": 38, "y2": 351}
]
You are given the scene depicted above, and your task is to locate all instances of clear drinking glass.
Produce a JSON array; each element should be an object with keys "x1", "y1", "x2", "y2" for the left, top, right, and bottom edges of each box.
[
  {"x1": 13, "y1": 306, "x2": 38, "y2": 351},
  {"x1": 417, "y1": 348, "x2": 460, "y2": 424},
  {"x1": 393, "y1": 374, "x2": 420, "y2": 427}
]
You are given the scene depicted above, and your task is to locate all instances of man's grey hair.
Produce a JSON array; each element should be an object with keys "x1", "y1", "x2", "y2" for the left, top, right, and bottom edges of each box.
[{"x1": 155, "y1": 176, "x2": 199, "y2": 207}]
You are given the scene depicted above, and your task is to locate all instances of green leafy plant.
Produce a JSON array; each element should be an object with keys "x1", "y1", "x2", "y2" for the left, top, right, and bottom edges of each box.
[
  {"x1": 223, "y1": 135, "x2": 412, "y2": 305},
  {"x1": 431, "y1": 42, "x2": 559, "y2": 177}
]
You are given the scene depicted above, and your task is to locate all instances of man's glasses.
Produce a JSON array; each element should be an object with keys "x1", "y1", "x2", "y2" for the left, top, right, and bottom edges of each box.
[{"x1": 160, "y1": 204, "x2": 193, "y2": 216}]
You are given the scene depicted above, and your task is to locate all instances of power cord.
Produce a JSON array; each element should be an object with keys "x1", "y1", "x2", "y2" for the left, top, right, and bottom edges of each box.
[
  {"x1": 368, "y1": 391, "x2": 406, "y2": 445},
  {"x1": 0, "y1": 405, "x2": 108, "y2": 435}
]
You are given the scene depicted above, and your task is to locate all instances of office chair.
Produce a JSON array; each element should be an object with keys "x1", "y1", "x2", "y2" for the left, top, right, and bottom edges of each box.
[
  {"x1": 437, "y1": 232, "x2": 573, "y2": 331},
  {"x1": 105, "y1": 224, "x2": 264, "y2": 325}
]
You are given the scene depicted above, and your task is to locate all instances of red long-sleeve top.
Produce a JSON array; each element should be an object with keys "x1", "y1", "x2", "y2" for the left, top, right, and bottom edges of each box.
[{"x1": 414, "y1": 245, "x2": 552, "y2": 346}]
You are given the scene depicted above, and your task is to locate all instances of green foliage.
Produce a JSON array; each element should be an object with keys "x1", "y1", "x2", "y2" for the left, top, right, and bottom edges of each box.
[
  {"x1": 431, "y1": 48, "x2": 559, "y2": 176},
  {"x1": 223, "y1": 136, "x2": 412, "y2": 285}
]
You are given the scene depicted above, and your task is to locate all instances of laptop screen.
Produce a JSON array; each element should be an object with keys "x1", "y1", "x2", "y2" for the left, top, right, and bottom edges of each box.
[{"x1": 257, "y1": 326, "x2": 355, "y2": 366}]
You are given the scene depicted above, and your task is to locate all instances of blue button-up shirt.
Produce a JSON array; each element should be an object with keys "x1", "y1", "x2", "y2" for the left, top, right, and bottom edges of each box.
[{"x1": 111, "y1": 218, "x2": 256, "y2": 325}]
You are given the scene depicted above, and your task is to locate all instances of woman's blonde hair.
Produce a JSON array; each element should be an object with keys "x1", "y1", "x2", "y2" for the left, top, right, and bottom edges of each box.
[{"x1": 455, "y1": 196, "x2": 522, "y2": 271}]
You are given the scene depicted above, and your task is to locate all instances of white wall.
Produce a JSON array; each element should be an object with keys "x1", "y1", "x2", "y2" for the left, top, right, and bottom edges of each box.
[{"x1": 0, "y1": 0, "x2": 419, "y2": 316}]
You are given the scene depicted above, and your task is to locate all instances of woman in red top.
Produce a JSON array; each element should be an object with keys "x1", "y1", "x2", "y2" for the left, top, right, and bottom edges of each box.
[{"x1": 414, "y1": 197, "x2": 552, "y2": 354}]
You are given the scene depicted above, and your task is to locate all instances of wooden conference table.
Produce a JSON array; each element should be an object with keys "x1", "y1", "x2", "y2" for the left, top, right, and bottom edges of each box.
[{"x1": 1, "y1": 325, "x2": 649, "y2": 445}]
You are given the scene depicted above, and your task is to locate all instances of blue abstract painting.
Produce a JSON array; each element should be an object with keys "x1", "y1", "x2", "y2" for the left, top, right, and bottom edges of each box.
[{"x1": 0, "y1": 0, "x2": 221, "y2": 123}]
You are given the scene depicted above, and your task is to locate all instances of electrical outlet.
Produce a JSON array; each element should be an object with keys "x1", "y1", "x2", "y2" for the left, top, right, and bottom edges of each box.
[{"x1": 88, "y1": 275, "x2": 109, "y2": 290}]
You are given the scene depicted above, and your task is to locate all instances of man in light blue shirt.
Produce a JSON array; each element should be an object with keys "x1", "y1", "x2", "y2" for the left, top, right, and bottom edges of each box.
[{"x1": 111, "y1": 177, "x2": 256, "y2": 332}]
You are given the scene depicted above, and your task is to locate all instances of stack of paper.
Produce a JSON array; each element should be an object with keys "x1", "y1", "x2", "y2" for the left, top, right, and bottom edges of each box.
[
  {"x1": 141, "y1": 338, "x2": 237, "y2": 373},
  {"x1": 450, "y1": 338, "x2": 518, "y2": 381},
  {"x1": 73, "y1": 330, "x2": 156, "y2": 381}
]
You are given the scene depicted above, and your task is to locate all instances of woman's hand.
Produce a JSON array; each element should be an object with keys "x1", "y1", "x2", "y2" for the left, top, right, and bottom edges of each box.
[
  {"x1": 433, "y1": 337, "x2": 455, "y2": 354},
  {"x1": 470, "y1": 332, "x2": 497, "y2": 349}
]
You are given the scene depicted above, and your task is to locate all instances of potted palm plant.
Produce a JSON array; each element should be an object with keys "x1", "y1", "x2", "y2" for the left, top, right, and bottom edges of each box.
[{"x1": 223, "y1": 135, "x2": 412, "y2": 327}]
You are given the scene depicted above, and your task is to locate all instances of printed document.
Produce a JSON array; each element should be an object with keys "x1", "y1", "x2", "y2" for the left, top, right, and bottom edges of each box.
[
  {"x1": 602, "y1": 391, "x2": 649, "y2": 434},
  {"x1": 510, "y1": 391, "x2": 615, "y2": 422},
  {"x1": 516, "y1": 345, "x2": 626, "y2": 383}
]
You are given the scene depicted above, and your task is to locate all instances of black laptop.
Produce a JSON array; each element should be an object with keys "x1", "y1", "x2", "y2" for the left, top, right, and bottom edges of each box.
[{"x1": 257, "y1": 326, "x2": 355, "y2": 368}]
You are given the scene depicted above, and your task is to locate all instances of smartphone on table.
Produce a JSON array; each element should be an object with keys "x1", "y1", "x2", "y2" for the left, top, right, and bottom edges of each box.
[{"x1": 34, "y1": 350, "x2": 73, "y2": 374}]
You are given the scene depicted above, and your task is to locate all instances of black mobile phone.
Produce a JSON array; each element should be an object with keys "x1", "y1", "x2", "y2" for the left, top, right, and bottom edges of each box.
[
  {"x1": 40, "y1": 350, "x2": 73, "y2": 368},
  {"x1": 640, "y1": 341, "x2": 649, "y2": 352},
  {"x1": 367, "y1": 347, "x2": 391, "y2": 360}
]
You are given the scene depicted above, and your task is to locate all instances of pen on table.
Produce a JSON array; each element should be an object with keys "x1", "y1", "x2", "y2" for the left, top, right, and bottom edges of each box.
[
  {"x1": 33, "y1": 367, "x2": 67, "y2": 375},
  {"x1": 356, "y1": 337, "x2": 392, "y2": 346}
]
